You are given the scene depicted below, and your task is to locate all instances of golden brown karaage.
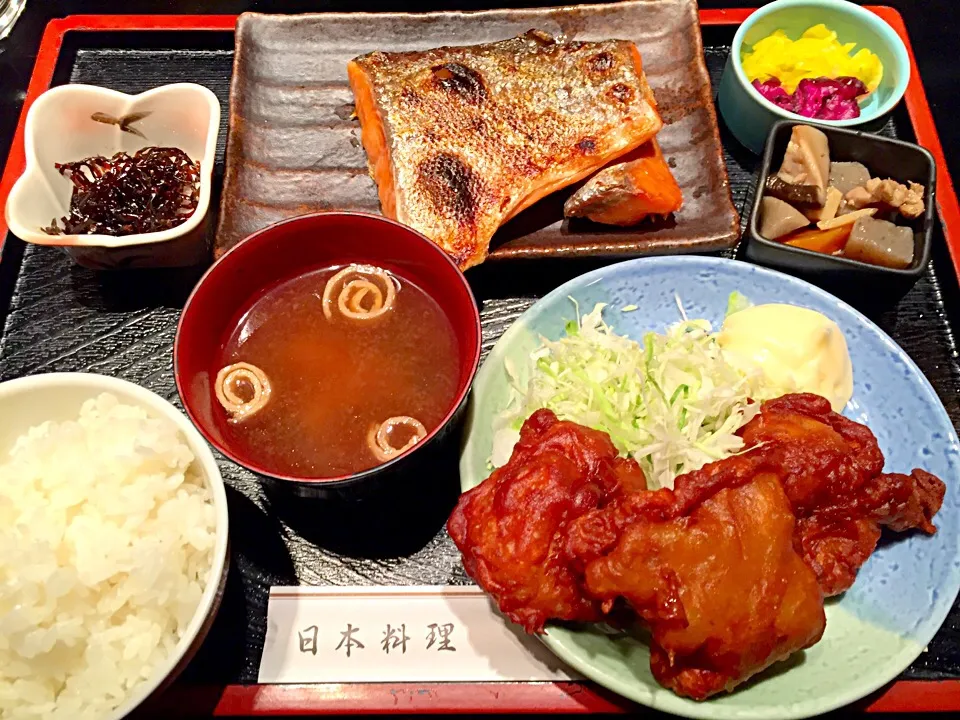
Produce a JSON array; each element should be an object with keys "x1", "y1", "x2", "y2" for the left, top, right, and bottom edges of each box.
[
  {"x1": 447, "y1": 408, "x2": 645, "y2": 632},
  {"x1": 739, "y1": 394, "x2": 945, "y2": 595},
  {"x1": 449, "y1": 394, "x2": 946, "y2": 700},
  {"x1": 578, "y1": 473, "x2": 826, "y2": 699}
]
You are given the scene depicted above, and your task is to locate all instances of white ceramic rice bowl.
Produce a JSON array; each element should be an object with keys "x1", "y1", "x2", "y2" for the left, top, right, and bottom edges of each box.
[{"x1": 0, "y1": 372, "x2": 229, "y2": 720}]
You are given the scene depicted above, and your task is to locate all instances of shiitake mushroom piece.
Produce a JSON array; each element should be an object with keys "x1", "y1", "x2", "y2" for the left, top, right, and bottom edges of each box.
[{"x1": 765, "y1": 175, "x2": 824, "y2": 209}]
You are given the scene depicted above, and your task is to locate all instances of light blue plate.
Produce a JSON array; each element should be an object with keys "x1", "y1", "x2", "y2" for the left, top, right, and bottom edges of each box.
[{"x1": 460, "y1": 256, "x2": 960, "y2": 719}]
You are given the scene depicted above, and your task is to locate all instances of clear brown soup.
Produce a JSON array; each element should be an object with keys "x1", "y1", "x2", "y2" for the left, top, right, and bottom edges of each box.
[{"x1": 216, "y1": 265, "x2": 460, "y2": 477}]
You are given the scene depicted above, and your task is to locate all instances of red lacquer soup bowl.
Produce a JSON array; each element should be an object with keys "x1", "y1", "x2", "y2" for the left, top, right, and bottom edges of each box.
[{"x1": 174, "y1": 212, "x2": 481, "y2": 500}]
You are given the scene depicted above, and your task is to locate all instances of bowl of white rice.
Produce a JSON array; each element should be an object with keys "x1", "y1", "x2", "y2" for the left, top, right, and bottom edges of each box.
[{"x1": 0, "y1": 372, "x2": 229, "y2": 720}]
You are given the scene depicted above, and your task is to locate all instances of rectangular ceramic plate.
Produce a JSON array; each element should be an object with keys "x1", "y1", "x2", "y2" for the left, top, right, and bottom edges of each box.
[{"x1": 216, "y1": 0, "x2": 740, "y2": 261}]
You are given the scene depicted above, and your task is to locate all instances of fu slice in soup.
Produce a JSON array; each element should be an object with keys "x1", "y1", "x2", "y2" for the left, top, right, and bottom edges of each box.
[{"x1": 215, "y1": 264, "x2": 460, "y2": 477}]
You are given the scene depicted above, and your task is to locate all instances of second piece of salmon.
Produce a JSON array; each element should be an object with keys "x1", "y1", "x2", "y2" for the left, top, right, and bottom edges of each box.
[
  {"x1": 564, "y1": 138, "x2": 683, "y2": 226},
  {"x1": 348, "y1": 30, "x2": 663, "y2": 270}
]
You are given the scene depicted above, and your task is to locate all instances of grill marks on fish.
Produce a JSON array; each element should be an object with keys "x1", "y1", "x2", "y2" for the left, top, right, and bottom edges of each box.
[
  {"x1": 418, "y1": 153, "x2": 484, "y2": 227},
  {"x1": 577, "y1": 138, "x2": 598, "y2": 154},
  {"x1": 431, "y1": 63, "x2": 487, "y2": 104},
  {"x1": 348, "y1": 31, "x2": 663, "y2": 269},
  {"x1": 608, "y1": 83, "x2": 635, "y2": 104},
  {"x1": 584, "y1": 51, "x2": 615, "y2": 77}
]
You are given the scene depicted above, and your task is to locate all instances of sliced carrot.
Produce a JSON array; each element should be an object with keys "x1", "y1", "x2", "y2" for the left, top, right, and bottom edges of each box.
[{"x1": 783, "y1": 225, "x2": 853, "y2": 255}]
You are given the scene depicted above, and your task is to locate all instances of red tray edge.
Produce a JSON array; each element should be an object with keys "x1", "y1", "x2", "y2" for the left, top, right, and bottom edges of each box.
[
  {"x1": 0, "y1": 8, "x2": 958, "y2": 717},
  {"x1": 134, "y1": 679, "x2": 960, "y2": 716},
  {"x1": 241, "y1": 679, "x2": 960, "y2": 715}
]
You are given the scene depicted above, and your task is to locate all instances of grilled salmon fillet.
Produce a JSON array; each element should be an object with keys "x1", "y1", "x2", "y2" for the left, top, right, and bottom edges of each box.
[
  {"x1": 564, "y1": 138, "x2": 683, "y2": 226},
  {"x1": 348, "y1": 30, "x2": 663, "y2": 270}
]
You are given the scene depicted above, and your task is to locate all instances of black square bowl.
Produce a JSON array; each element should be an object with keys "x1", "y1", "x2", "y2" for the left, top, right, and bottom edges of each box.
[{"x1": 744, "y1": 120, "x2": 937, "y2": 293}]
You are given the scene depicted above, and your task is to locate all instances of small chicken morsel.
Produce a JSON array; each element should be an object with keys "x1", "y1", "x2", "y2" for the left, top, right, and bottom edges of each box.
[{"x1": 844, "y1": 178, "x2": 926, "y2": 219}]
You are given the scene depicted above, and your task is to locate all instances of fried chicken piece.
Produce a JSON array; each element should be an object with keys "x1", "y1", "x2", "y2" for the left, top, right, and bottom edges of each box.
[
  {"x1": 451, "y1": 395, "x2": 945, "y2": 700},
  {"x1": 566, "y1": 449, "x2": 767, "y2": 568},
  {"x1": 740, "y1": 394, "x2": 945, "y2": 595},
  {"x1": 564, "y1": 393, "x2": 944, "y2": 698},
  {"x1": 577, "y1": 473, "x2": 826, "y2": 700},
  {"x1": 447, "y1": 409, "x2": 645, "y2": 632}
]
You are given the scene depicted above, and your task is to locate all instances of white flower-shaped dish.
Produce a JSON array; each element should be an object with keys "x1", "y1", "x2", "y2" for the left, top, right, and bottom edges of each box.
[{"x1": 4, "y1": 83, "x2": 220, "y2": 269}]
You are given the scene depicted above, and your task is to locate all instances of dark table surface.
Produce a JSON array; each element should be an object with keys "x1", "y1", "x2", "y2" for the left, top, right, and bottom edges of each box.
[{"x1": 0, "y1": 0, "x2": 958, "y2": 186}]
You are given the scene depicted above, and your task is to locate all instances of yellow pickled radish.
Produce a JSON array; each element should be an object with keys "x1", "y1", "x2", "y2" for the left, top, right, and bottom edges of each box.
[{"x1": 742, "y1": 23, "x2": 883, "y2": 94}]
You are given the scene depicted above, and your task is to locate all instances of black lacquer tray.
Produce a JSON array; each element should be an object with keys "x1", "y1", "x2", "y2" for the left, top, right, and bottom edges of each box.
[{"x1": 1, "y1": 11, "x2": 959, "y2": 716}]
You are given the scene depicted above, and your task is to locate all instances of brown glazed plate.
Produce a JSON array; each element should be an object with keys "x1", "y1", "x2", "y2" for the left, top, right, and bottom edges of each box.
[{"x1": 217, "y1": 0, "x2": 740, "y2": 262}]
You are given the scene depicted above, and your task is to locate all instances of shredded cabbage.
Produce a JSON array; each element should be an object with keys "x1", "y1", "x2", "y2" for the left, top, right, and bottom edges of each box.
[{"x1": 492, "y1": 300, "x2": 782, "y2": 490}]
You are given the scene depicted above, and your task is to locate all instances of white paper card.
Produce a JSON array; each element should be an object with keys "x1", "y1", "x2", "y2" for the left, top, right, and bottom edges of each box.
[{"x1": 258, "y1": 585, "x2": 581, "y2": 683}]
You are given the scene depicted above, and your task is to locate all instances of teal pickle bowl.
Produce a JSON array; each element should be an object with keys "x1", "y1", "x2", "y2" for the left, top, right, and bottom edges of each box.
[{"x1": 718, "y1": 0, "x2": 910, "y2": 153}]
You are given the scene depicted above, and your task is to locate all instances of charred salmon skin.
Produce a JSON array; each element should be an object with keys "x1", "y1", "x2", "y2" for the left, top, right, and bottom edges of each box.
[
  {"x1": 564, "y1": 138, "x2": 683, "y2": 226},
  {"x1": 348, "y1": 30, "x2": 663, "y2": 269}
]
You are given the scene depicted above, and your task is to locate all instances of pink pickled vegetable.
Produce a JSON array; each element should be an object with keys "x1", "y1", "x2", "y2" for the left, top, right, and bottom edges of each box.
[
  {"x1": 752, "y1": 76, "x2": 867, "y2": 121},
  {"x1": 753, "y1": 77, "x2": 795, "y2": 110}
]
